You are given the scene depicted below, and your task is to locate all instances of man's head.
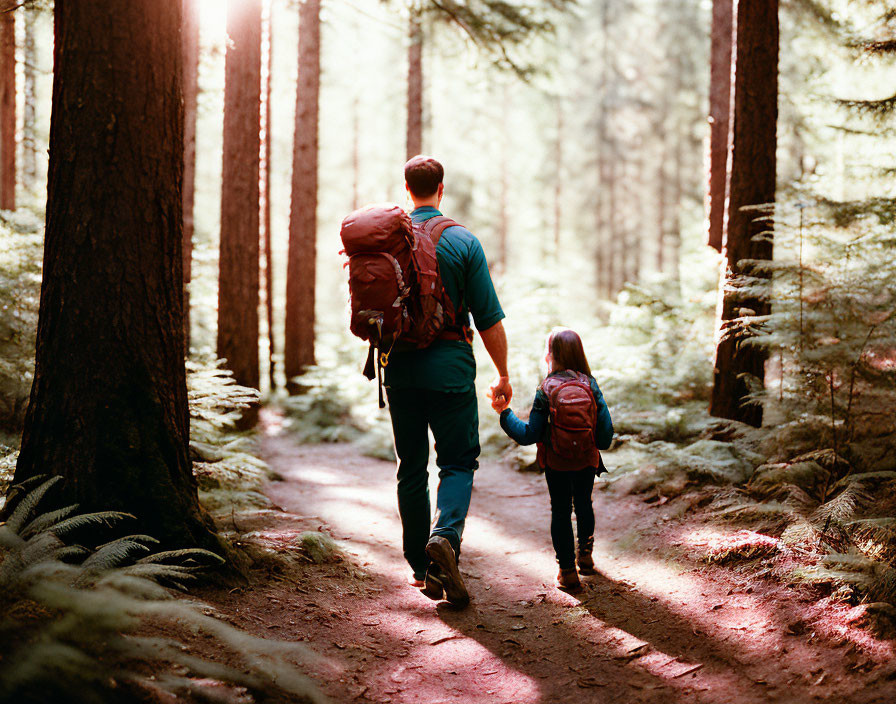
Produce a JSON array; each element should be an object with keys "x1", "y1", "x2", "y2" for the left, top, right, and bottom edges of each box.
[{"x1": 404, "y1": 155, "x2": 444, "y2": 207}]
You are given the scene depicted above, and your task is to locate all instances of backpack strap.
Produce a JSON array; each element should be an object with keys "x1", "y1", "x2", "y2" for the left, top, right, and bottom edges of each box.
[{"x1": 421, "y1": 216, "x2": 460, "y2": 247}]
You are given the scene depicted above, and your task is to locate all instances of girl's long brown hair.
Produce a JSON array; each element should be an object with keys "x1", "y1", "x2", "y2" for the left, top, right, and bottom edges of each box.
[{"x1": 548, "y1": 328, "x2": 592, "y2": 377}]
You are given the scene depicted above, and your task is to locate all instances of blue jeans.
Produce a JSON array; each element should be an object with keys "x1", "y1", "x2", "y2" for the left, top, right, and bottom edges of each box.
[{"x1": 386, "y1": 386, "x2": 480, "y2": 578}]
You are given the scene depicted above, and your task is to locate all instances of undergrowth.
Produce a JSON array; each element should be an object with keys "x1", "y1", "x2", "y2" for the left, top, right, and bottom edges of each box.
[{"x1": 0, "y1": 477, "x2": 325, "y2": 704}]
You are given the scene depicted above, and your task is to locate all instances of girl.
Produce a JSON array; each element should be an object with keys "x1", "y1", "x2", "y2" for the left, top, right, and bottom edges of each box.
[{"x1": 493, "y1": 328, "x2": 613, "y2": 593}]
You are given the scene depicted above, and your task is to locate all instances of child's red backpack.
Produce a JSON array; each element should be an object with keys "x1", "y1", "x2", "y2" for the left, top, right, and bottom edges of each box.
[
  {"x1": 339, "y1": 204, "x2": 465, "y2": 405},
  {"x1": 538, "y1": 372, "x2": 601, "y2": 471}
]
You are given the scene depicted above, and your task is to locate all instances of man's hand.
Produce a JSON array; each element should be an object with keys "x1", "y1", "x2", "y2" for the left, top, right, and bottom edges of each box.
[
  {"x1": 480, "y1": 321, "x2": 511, "y2": 410},
  {"x1": 488, "y1": 376, "x2": 512, "y2": 412}
]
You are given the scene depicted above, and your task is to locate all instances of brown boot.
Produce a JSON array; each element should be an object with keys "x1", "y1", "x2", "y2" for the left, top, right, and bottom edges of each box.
[
  {"x1": 577, "y1": 536, "x2": 596, "y2": 575},
  {"x1": 557, "y1": 567, "x2": 582, "y2": 593}
]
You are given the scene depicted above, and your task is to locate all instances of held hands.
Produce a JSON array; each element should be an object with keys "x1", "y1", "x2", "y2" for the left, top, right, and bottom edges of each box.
[{"x1": 487, "y1": 376, "x2": 512, "y2": 413}]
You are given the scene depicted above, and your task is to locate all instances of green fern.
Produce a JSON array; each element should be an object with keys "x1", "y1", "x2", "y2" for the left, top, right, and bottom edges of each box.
[
  {"x1": 19, "y1": 504, "x2": 80, "y2": 539},
  {"x1": 5, "y1": 476, "x2": 63, "y2": 533},
  {"x1": 79, "y1": 538, "x2": 155, "y2": 574},
  {"x1": 48, "y1": 511, "x2": 135, "y2": 539}
]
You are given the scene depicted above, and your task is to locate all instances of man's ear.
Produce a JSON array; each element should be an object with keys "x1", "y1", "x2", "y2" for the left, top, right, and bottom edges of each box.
[{"x1": 437, "y1": 183, "x2": 444, "y2": 200}]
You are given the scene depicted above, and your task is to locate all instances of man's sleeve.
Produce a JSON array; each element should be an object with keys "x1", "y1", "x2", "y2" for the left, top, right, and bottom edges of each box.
[{"x1": 464, "y1": 237, "x2": 504, "y2": 330}]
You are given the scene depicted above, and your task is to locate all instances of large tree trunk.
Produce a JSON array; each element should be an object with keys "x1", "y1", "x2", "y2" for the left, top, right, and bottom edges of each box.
[
  {"x1": 262, "y1": 0, "x2": 276, "y2": 391},
  {"x1": 284, "y1": 0, "x2": 320, "y2": 391},
  {"x1": 218, "y1": 0, "x2": 261, "y2": 392},
  {"x1": 710, "y1": 0, "x2": 778, "y2": 427},
  {"x1": 182, "y1": 0, "x2": 200, "y2": 350},
  {"x1": 707, "y1": 0, "x2": 734, "y2": 252},
  {"x1": 22, "y1": 4, "x2": 37, "y2": 194},
  {"x1": 406, "y1": 13, "x2": 423, "y2": 159},
  {"x1": 11, "y1": 0, "x2": 218, "y2": 551},
  {"x1": 0, "y1": 4, "x2": 15, "y2": 210}
]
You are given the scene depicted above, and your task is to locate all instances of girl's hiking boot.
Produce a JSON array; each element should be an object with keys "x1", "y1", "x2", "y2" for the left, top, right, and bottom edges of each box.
[
  {"x1": 577, "y1": 536, "x2": 596, "y2": 575},
  {"x1": 420, "y1": 566, "x2": 444, "y2": 600},
  {"x1": 425, "y1": 536, "x2": 470, "y2": 607},
  {"x1": 557, "y1": 567, "x2": 582, "y2": 593}
]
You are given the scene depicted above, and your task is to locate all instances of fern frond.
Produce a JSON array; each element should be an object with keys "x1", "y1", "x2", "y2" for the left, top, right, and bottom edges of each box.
[
  {"x1": 49, "y1": 511, "x2": 134, "y2": 538},
  {"x1": 94, "y1": 573, "x2": 174, "y2": 601},
  {"x1": 19, "y1": 504, "x2": 80, "y2": 539},
  {"x1": 5, "y1": 476, "x2": 63, "y2": 533},
  {"x1": 135, "y1": 548, "x2": 225, "y2": 568},
  {"x1": 1, "y1": 473, "x2": 51, "y2": 516},
  {"x1": 119, "y1": 562, "x2": 199, "y2": 590},
  {"x1": 80, "y1": 539, "x2": 154, "y2": 573},
  {"x1": 812, "y1": 485, "x2": 870, "y2": 526},
  {"x1": 781, "y1": 517, "x2": 824, "y2": 552}
]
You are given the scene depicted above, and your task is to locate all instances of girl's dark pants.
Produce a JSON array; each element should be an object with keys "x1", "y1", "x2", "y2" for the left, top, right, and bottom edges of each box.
[{"x1": 544, "y1": 466, "x2": 596, "y2": 569}]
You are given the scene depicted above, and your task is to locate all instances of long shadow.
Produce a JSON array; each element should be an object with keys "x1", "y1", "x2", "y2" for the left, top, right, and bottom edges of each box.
[{"x1": 238, "y1": 439, "x2": 891, "y2": 704}]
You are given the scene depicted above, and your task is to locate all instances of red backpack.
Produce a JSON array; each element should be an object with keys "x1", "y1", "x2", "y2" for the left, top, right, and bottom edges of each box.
[
  {"x1": 339, "y1": 204, "x2": 467, "y2": 405},
  {"x1": 537, "y1": 372, "x2": 601, "y2": 471}
]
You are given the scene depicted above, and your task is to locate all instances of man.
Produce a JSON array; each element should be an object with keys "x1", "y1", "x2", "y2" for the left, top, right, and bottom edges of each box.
[{"x1": 385, "y1": 155, "x2": 512, "y2": 607}]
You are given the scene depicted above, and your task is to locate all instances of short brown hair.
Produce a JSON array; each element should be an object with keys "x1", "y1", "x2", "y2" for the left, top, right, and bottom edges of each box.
[
  {"x1": 548, "y1": 328, "x2": 592, "y2": 377},
  {"x1": 404, "y1": 155, "x2": 444, "y2": 198}
]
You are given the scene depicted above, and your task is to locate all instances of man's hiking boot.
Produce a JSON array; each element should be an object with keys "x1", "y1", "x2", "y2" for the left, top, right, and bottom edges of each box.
[
  {"x1": 577, "y1": 536, "x2": 596, "y2": 575},
  {"x1": 557, "y1": 567, "x2": 582, "y2": 593},
  {"x1": 408, "y1": 573, "x2": 426, "y2": 589},
  {"x1": 420, "y1": 566, "x2": 444, "y2": 600},
  {"x1": 425, "y1": 536, "x2": 470, "y2": 607}
]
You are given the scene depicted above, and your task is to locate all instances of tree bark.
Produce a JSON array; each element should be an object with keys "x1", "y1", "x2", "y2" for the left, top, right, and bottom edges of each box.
[
  {"x1": 22, "y1": 4, "x2": 37, "y2": 194},
  {"x1": 0, "y1": 4, "x2": 15, "y2": 210},
  {"x1": 406, "y1": 13, "x2": 423, "y2": 159},
  {"x1": 218, "y1": 0, "x2": 261, "y2": 392},
  {"x1": 284, "y1": 0, "x2": 320, "y2": 391},
  {"x1": 710, "y1": 0, "x2": 778, "y2": 427},
  {"x1": 11, "y1": 0, "x2": 219, "y2": 551},
  {"x1": 182, "y1": 0, "x2": 200, "y2": 351},
  {"x1": 262, "y1": 0, "x2": 276, "y2": 391},
  {"x1": 553, "y1": 99, "x2": 563, "y2": 255},
  {"x1": 707, "y1": 0, "x2": 734, "y2": 252}
]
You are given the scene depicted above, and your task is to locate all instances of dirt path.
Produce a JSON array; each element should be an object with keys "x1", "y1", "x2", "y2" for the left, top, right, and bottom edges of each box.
[{"x1": 203, "y1": 413, "x2": 896, "y2": 703}]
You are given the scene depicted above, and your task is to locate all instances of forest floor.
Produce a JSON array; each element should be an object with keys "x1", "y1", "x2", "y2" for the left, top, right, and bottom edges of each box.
[{"x1": 198, "y1": 410, "x2": 896, "y2": 704}]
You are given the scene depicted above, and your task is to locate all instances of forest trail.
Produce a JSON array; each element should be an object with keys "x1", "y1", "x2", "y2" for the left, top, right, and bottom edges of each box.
[{"x1": 202, "y1": 410, "x2": 896, "y2": 704}]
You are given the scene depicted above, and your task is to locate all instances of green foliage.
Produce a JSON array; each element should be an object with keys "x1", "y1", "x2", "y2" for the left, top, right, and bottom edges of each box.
[
  {"x1": 0, "y1": 479, "x2": 325, "y2": 704},
  {"x1": 186, "y1": 356, "x2": 277, "y2": 514},
  {"x1": 0, "y1": 214, "x2": 42, "y2": 432}
]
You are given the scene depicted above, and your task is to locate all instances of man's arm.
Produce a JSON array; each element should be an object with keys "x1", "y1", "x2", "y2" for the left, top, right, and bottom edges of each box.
[{"x1": 480, "y1": 320, "x2": 512, "y2": 409}]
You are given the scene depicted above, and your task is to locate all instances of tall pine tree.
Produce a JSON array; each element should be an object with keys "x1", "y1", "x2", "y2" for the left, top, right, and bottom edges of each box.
[
  {"x1": 710, "y1": 0, "x2": 778, "y2": 427},
  {"x1": 219, "y1": 0, "x2": 262, "y2": 393},
  {"x1": 10, "y1": 0, "x2": 219, "y2": 551},
  {"x1": 284, "y1": 0, "x2": 321, "y2": 389}
]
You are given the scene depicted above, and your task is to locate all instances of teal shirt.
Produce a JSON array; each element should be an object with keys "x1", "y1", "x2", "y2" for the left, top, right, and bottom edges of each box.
[{"x1": 384, "y1": 207, "x2": 505, "y2": 392}]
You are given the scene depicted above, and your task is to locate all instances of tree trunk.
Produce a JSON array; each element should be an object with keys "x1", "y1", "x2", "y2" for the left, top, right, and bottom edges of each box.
[
  {"x1": 182, "y1": 0, "x2": 200, "y2": 351},
  {"x1": 262, "y1": 0, "x2": 276, "y2": 391},
  {"x1": 406, "y1": 13, "x2": 423, "y2": 159},
  {"x1": 0, "y1": 5, "x2": 15, "y2": 210},
  {"x1": 710, "y1": 0, "x2": 778, "y2": 427},
  {"x1": 496, "y1": 83, "x2": 509, "y2": 273},
  {"x1": 553, "y1": 99, "x2": 563, "y2": 255},
  {"x1": 218, "y1": 0, "x2": 261, "y2": 392},
  {"x1": 11, "y1": 0, "x2": 218, "y2": 552},
  {"x1": 656, "y1": 129, "x2": 667, "y2": 273},
  {"x1": 284, "y1": 0, "x2": 320, "y2": 391},
  {"x1": 22, "y1": 4, "x2": 37, "y2": 194},
  {"x1": 707, "y1": 0, "x2": 734, "y2": 252}
]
